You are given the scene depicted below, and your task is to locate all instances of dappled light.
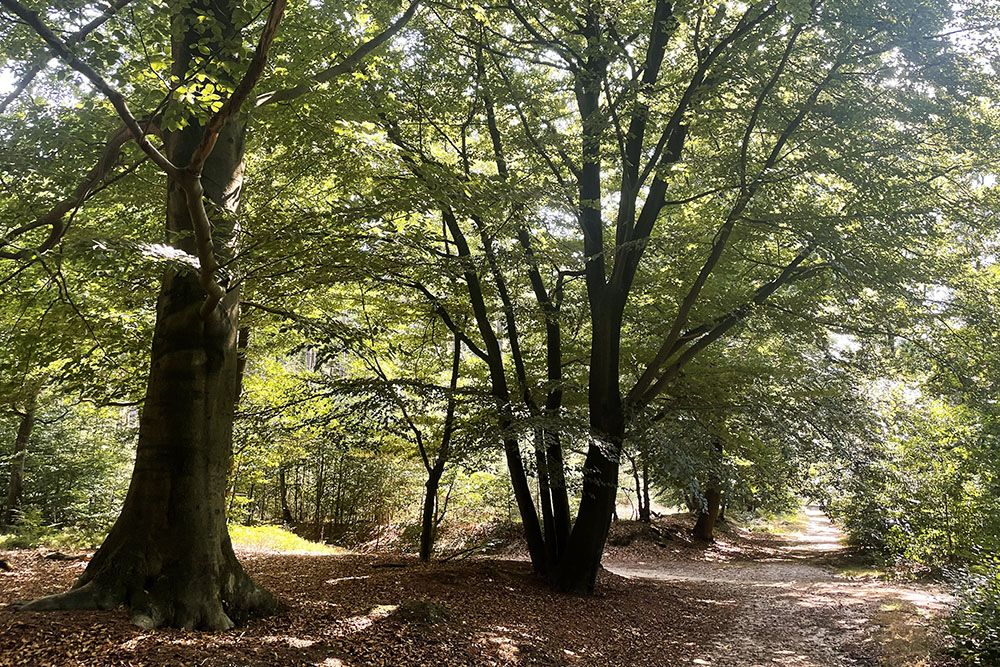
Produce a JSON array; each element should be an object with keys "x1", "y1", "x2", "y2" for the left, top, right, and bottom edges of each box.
[{"x1": 3, "y1": 0, "x2": 1000, "y2": 663}]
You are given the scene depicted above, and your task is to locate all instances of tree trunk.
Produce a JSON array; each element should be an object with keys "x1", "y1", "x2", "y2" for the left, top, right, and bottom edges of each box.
[
  {"x1": 693, "y1": 439, "x2": 725, "y2": 542},
  {"x1": 3, "y1": 391, "x2": 38, "y2": 526},
  {"x1": 278, "y1": 467, "x2": 295, "y2": 525},
  {"x1": 533, "y1": 429, "x2": 558, "y2": 566},
  {"x1": 419, "y1": 466, "x2": 443, "y2": 562},
  {"x1": 313, "y1": 446, "x2": 325, "y2": 527},
  {"x1": 15, "y1": 2, "x2": 275, "y2": 629},
  {"x1": 693, "y1": 487, "x2": 722, "y2": 542},
  {"x1": 639, "y1": 448, "x2": 651, "y2": 523},
  {"x1": 502, "y1": 432, "x2": 547, "y2": 573},
  {"x1": 418, "y1": 333, "x2": 460, "y2": 563},
  {"x1": 555, "y1": 299, "x2": 625, "y2": 592}
]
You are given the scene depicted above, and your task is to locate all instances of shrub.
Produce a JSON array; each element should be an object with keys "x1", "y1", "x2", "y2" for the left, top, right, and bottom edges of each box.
[{"x1": 951, "y1": 554, "x2": 1000, "y2": 665}]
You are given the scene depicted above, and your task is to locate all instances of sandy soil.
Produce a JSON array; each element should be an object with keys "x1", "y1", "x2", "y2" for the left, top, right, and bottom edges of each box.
[{"x1": 606, "y1": 507, "x2": 955, "y2": 666}]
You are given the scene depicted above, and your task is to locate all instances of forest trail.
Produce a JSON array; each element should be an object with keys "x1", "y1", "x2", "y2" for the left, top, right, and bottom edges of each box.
[{"x1": 605, "y1": 507, "x2": 954, "y2": 666}]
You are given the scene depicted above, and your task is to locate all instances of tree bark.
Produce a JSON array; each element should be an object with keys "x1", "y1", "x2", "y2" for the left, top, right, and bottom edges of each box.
[
  {"x1": 278, "y1": 467, "x2": 295, "y2": 525},
  {"x1": 556, "y1": 297, "x2": 627, "y2": 592},
  {"x1": 2, "y1": 391, "x2": 38, "y2": 526},
  {"x1": 419, "y1": 466, "x2": 444, "y2": 562},
  {"x1": 640, "y1": 447, "x2": 651, "y2": 523},
  {"x1": 693, "y1": 487, "x2": 723, "y2": 542},
  {"x1": 418, "y1": 333, "x2": 460, "y2": 563},
  {"x1": 693, "y1": 440, "x2": 725, "y2": 542},
  {"x1": 439, "y1": 209, "x2": 547, "y2": 573},
  {"x1": 14, "y1": 1, "x2": 277, "y2": 629}
]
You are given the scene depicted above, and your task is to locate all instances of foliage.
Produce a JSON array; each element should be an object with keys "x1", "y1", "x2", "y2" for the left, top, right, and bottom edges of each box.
[
  {"x1": 3, "y1": 0, "x2": 1000, "y2": 648},
  {"x1": 0, "y1": 508, "x2": 107, "y2": 550},
  {"x1": 951, "y1": 555, "x2": 1000, "y2": 665},
  {"x1": 227, "y1": 524, "x2": 342, "y2": 555}
]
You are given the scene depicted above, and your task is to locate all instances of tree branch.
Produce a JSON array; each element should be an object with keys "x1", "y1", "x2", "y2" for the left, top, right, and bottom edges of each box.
[
  {"x1": 255, "y1": 0, "x2": 420, "y2": 107},
  {"x1": 0, "y1": 124, "x2": 134, "y2": 259},
  {"x1": 0, "y1": 0, "x2": 135, "y2": 115}
]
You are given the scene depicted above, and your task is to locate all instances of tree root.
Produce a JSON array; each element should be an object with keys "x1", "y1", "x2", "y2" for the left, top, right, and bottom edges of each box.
[
  {"x1": 9, "y1": 581, "x2": 114, "y2": 612},
  {"x1": 9, "y1": 564, "x2": 278, "y2": 631}
]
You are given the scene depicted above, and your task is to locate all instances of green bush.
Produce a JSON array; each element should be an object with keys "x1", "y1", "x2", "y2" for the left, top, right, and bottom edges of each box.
[
  {"x1": 951, "y1": 555, "x2": 1000, "y2": 665},
  {"x1": 0, "y1": 509, "x2": 107, "y2": 550}
]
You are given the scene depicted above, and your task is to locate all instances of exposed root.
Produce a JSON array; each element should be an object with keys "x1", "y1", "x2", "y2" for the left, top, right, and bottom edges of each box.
[
  {"x1": 9, "y1": 581, "x2": 114, "y2": 612},
  {"x1": 130, "y1": 591, "x2": 235, "y2": 631},
  {"x1": 10, "y1": 558, "x2": 278, "y2": 631}
]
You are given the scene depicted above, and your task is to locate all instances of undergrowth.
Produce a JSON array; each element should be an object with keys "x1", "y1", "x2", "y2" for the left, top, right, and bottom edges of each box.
[{"x1": 228, "y1": 524, "x2": 343, "y2": 554}]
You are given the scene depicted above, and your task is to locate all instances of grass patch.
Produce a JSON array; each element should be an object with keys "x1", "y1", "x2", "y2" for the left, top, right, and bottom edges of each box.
[
  {"x1": 228, "y1": 524, "x2": 342, "y2": 554},
  {"x1": 0, "y1": 525, "x2": 106, "y2": 551},
  {"x1": 742, "y1": 507, "x2": 810, "y2": 537},
  {"x1": 875, "y1": 600, "x2": 949, "y2": 667},
  {"x1": 0, "y1": 522, "x2": 340, "y2": 555}
]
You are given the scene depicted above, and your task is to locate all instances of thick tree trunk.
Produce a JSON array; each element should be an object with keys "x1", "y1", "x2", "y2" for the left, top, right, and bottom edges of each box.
[
  {"x1": 693, "y1": 486, "x2": 722, "y2": 542},
  {"x1": 556, "y1": 301, "x2": 625, "y2": 592},
  {"x1": 15, "y1": 3, "x2": 275, "y2": 628},
  {"x1": 693, "y1": 440, "x2": 725, "y2": 542},
  {"x1": 3, "y1": 392, "x2": 37, "y2": 526}
]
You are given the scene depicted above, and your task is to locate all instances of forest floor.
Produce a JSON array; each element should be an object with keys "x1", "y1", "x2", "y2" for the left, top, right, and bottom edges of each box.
[
  {"x1": 604, "y1": 507, "x2": 955, "y2": 666},
  {"x1": 0, "y1": 508, "x2": 954, "y2": 666}
]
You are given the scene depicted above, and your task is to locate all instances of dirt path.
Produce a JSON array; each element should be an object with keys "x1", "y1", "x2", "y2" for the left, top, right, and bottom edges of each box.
[{"x1": 606, "y1": 507, "x2": 954, "y2": 666}]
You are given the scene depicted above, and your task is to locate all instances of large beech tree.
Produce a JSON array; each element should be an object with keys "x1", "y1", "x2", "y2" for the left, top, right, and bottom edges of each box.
[
  {"x1": 360, "y1": 0, "x2": 985, "y2": 591},
  {"x1": 0, "y1": 0, "x2": 419, "y2": 629}
]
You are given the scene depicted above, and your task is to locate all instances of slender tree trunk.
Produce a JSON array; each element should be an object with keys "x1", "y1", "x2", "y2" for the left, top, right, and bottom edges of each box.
[
  {"x1": 502, "y1": 430, "x2": 547, "y2": 573},
  {"x1": 419, "y1": 465, "x2": 444, "y2": 562},
  {"x1": 3, "y1": 391, "x2": 38, "y2": 526},
  {"x1": 432, "y1": 209, "x2": 548, "y2": 572},
  {"x1": 627, "y1": 452, "x2": 644, "y2": 522},
  {"x1": 534, "y1": 429, "x2": 558, "y2": 566},
  {"x1": 227, "y1": 464, "x2": 240, "y2": 515},
  {"x1": 541, "y1": 293, "x2": 570, "y2": 555},
  {"x1": 278, "y1": 467, "x2": 295, "y2": 525},
  {"x1": 640, "y1": 447, "x2": 651, "y2": 523},
  {"x1": 314, "y1": 446, "x2": 325, "y2": 527},
  {"x1": 418, "y1": 334, "x2": 461, "y2": 562}
]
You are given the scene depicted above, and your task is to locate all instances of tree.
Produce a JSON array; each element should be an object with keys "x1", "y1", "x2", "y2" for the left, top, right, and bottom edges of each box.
[
  {"x1": 1, "y1": 0, "x2": 421, "y2": 628},
  {"x1": 468, "y1": 0, "x2": 983, "y2": 591},
  {"x1": 1, "y1": 0, "x2": 292, "y2": 629}
]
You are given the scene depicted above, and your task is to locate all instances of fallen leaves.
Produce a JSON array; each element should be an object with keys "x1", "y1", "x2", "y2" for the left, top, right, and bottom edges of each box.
[{"x1": 0, "y1": 549, "x2": 738, "y2": 666}]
